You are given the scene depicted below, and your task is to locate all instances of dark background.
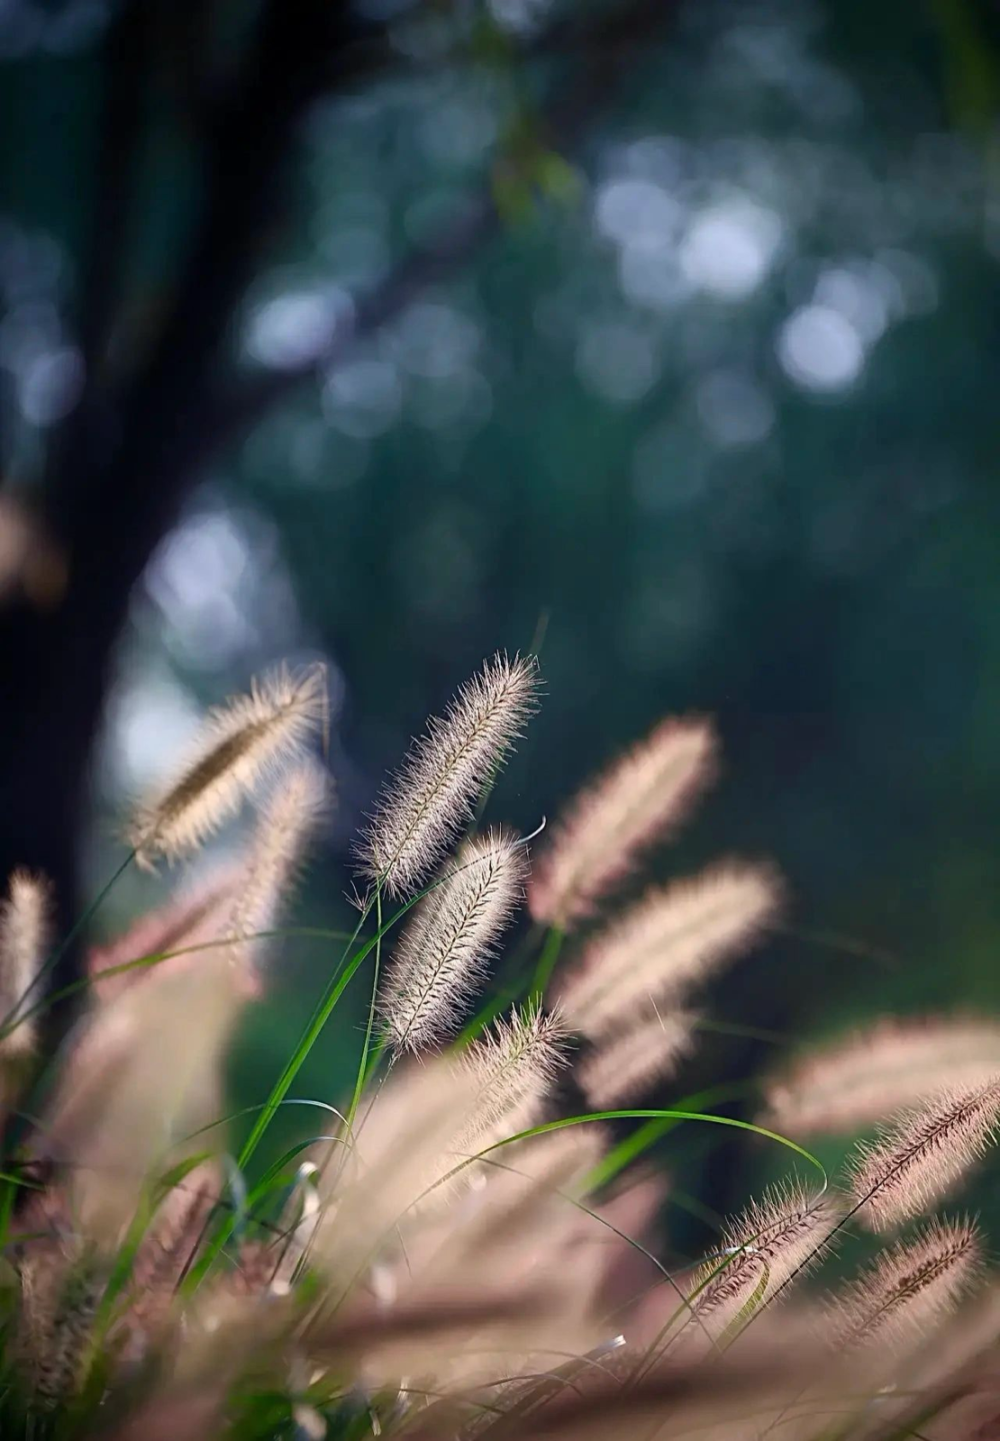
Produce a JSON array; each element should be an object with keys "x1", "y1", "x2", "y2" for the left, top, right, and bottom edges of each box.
[{"x1": 1, "y1": 0, "x2": 999, "y2": 1247}]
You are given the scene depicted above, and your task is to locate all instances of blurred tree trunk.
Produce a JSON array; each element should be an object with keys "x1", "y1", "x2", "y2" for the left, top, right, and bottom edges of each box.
[
  {"x1": 0, "y1": 0, "x2": 678, "y2": 1044},
  {"x1": 0, "y1": 0, "x2": 374, "y2": 1020}
]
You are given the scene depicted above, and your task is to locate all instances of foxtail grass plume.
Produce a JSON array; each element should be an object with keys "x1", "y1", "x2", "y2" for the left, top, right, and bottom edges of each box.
[
  {"x1": 18, "y1": 1250, "x2": 105, "y2": 1407},
  {"x1": 128, "y1": 665, "x2": 325, "y2": 868},
  {"x1": 312, "y1": 1059, "x2": 489, "y2": 1276},
  {"x1": 848, "y1": 1077, "x2": 1000, "y2": 1230},
  {"x1": 683, "y1": 1184, "x2": 840, "y2": 1344},
  {"x1": 224, "y1": 762, "x2": 327, "y2": 980},
  {"x1": 0, "y1": 868, "x2": 50, "y2": 1056},
  {"x1": 337, "y1": 1130, "x2": 610, "y2": 1395},
  {"x1": 440, "y1": 1128, "x2": 608, "y2": 1268},
  {"x1": 529, "y1": 716, "x2": 715, "y2": 930},
  {"x1": 132, "y1": 1162, "x2": 221, "y2": 1300},
  {"x1": 42, "y1": 961, "x2": 241, "y2": 1250},
  {"x1": 762, "y1": 1016, "x2": 1000, "y2": 1137},
  {"x1": 357, "y1": 653, "x2": 538, "y2": 898},
  {"x1": 556, "y1": 863, "x2": 779, "y2": 1039},
  {"x1": 577, "y1": 1009, "x2": 696, "y2": 1107},
  {"x1": 465, "y1": 1318, "x2": 838, "y2": 1441},
  {"x1": 381, "y1": 829, "x2": 526, "y2": 1053},
  {"x1": 831, "y1": 1219, "x2": 981, "y2": 1351},
  {"x1": 86, "y1": 865, "x2": 242, "y2": 1004},
  {"x1": 485, "y1": 1125, "x2": 606, "y2": 1205},
  {"x1": 457, "y1": 1005, "x2": 569, "y2": 1155}
]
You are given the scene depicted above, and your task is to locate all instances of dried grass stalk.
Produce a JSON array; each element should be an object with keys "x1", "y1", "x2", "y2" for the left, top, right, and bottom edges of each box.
[{"x1": 529, "y1": 716, "x2": 716, "y2": 929}]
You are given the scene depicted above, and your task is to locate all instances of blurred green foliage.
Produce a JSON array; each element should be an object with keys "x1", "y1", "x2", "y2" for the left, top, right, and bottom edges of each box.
[{"x1": 2, "y1": 0, "x2": 1000, "y2": 1248}]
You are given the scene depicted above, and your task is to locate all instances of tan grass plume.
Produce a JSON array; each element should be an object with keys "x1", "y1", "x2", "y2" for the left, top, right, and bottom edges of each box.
[
  {"x1": 312, "y1": 1059, "x2": 487, "y2": 1277},
  {"x1": 381, "y1": 828, "x2": 526, "y2": 1053},
  {"x1": 41, "y1": 961, "x2": 241, "y2": 1251},
  {"x1": 681, "y1": 1184, "x2": 840, "y2": 1343},
  {"x1": 761, "y1": 1015, "x2": 1000, "y2": 1137},
  {"x1": 529, "y1": 716, "x2": 716, "y2": 930},
  {"x1": 128, "y1": 665, "x2": 324, "y2": 867},
  {"x1": 86, "y1": 865, "x2": 242, "y2": 1003},
  {"x1": 224, "y1": 762, "x2": 327, "y2": 980},
  {"x1": 457, "y1": 1005, "x2": 569, "y2": 1156},
  {"x1": 556, "y1": 863, "x2": 779, "y2": 1039},
  {"x1": 577, "y1": 1009, "x2": 696, "y2": 1108},
  {"x1": 830, "y1": 1218, "x2": 981, "y2": 1351},
  {"x1": 848, "y1": 1076, "x2": 1000, "y2": 1230},
  {"x1": 0, "y1": 868, "x2": 50, "y2": 1056},
  {"x1": 357, "y1": 653, "x2": 538, "y2": 899},
  {"x1": 18, "y1": 1249, "x2": 105, "y2": 1407}
]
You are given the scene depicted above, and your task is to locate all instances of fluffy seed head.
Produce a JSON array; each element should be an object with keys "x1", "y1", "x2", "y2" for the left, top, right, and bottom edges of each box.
[
  {"x1": 761, "y1": 1016, "x2": 1000, "y2": 1137},
  {"x1": 577, "y1": 1010, "x2": 696, "y2": 1107},
  {"x1": 457, "y1": 1005, "x2": 570, "y2": 1155},
  {"x1": 132, "y1": 1163, "x2": 221, "y2": 1298},
  {"x1": 313, "y1": 1059, "x2": 489, "y2": 1269},
  {"x1": 41, "y1": 961, "x2": 241, "y2": 1250},
  {"x1": 86, "y1": 866, "x2": 242, "y2": 1003},
  {"x1": 830, "y1": 1219, "x2": 982, "y2": 1351},
  {"x1": 489, "y1": 1126, "x2": 606, "y2": 1200},
  {"x1": 686, "y1": 1184, "x2": 840, "y2": 1341},
  {"x1": 224, "y1": 762, "x2": 327, "y2": 976},
  {"x1": 848, "y1": 1077, "x2": 1000, "y2": 1230},
  {"x1": 128, "y1": 665, "x2": 325, "y2": 867},
  {"x1": 529, "y1": 716, "x2": 716, "y2": 930},
  {"x1": 381, "y1": 829, "x2": 526, "y2": 1054},
  {"x1": 556, "y1": 863, "x2": 779, "y2": 1039},
  {"x1": 357, "y1": 653, "x2": 539, "y2": 899},
  {"x1": 0, "y1": 869, "x2": 50, "y2": 1056},
  {"x1": 21, "y1": 1253, "x2": 105, "y2": 1406}
]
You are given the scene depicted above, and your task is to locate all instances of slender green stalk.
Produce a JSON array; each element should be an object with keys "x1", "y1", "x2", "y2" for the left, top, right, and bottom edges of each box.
[
  {"x1": 527, "y1": 924, "x2": 564, "y2": 1003},
  {"x1": 454, "y1": 985, "x2": 521, "y2": 1048},
  {"x1": 585, "y1": 1082, "x2": 759, "y2": 1190},
  {"x1": 346, "y1": 888, "x2": 382, "y2": 1131},
  {"x1": 476, "y1": 1110, "x2": 826, "y2": 1177},
  {"x1": 236, "y1": 913, "x2": 373, "y2": 1175},
  {"x1": 185, "y1": 900, "x2": 423, "y2": 1289}
]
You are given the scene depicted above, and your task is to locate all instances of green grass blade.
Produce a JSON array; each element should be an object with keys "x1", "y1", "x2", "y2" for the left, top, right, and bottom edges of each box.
[
  {"x1": 478, "y1": 1109, "x2": 826, "y2": 1179},
  {"x1": 0, "y1": 925, "x2": 358, "y2": 1044},
  {"x1": 346, "y1": 887, "x2": 383, "y2": 1130},
  {"x1": 527, "y1": 925, "x2": 564, "y2": 1004},
  {"x1": 584, "y1": 1083, "x2": 758, "y2": 1190}
]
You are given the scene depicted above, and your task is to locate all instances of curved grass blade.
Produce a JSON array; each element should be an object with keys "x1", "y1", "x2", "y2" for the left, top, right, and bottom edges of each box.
[{"x1": 584, "y1": 1083, "x2": 758, "y2": 1191}]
